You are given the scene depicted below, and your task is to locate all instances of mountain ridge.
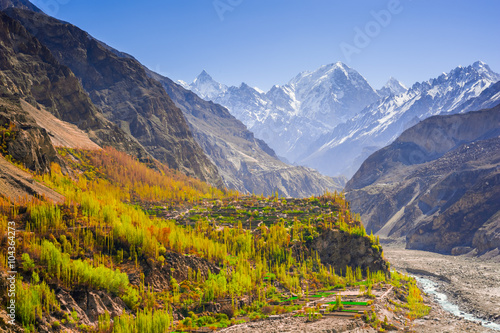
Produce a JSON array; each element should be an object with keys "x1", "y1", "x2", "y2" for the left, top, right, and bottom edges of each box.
[
  {"x1": 187, "y1": 62, "x2": 381, "y2": 163},
  {"x1": 184, "y1": 61, "x2": 499, "y2": 179},
  {"x1": 345, "y1": 105, "x2": 500, "y2": 255}
]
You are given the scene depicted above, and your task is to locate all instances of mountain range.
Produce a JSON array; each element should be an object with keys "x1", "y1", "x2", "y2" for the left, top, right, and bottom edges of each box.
[
  {"x1": 148, "y1": 69, "x2": 345, "y2": 196},
  {"x1": 184, "y1": 61, "x2": 500, "y2": 178}
]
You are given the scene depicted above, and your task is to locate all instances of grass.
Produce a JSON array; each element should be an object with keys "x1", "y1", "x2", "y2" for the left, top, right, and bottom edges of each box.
[
  {"x1": 333, "y1": 301, "x2": 369, "y2": 306},
  {"x1": 279, "y1": 296, "x2": 299, "y2": 302}
]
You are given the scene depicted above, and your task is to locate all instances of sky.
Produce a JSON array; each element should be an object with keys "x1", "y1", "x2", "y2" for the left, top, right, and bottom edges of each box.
[{"x1": 30, "y1": 0, "x2": 500, "y2": 91}]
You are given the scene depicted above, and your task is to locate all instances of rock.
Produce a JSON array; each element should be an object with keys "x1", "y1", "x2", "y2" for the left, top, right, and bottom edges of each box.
[
  {"x1": 451, "y1": 247, "x2": 474, "y2": 256},
  {"x1": 310, "y1": 229, "x2": 389, "y2": 274},
  {"x1": 86, "y1": 291, "x2": 108, "y2": 323},
  {"x1": 99, "y1": 292, "x2": 126, "y2": 318},
  {"x1": 56, "y1": 289, "x2": 92, "y2": 326}
]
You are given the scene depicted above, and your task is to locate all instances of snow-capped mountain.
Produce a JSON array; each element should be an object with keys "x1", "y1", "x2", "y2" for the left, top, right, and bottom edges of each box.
[
  {"x1": 377, "y1": 77, "x2": 407, "y2": 97},
  {"x1": 186, "y1": 62, "x2": 380, "y2": 161},
  {"x1": 300, "y1": 61, "x2": 500, "y2": 177},
  {"x1": 187, "y1": 70, "x2": 227, "y2": 100}
]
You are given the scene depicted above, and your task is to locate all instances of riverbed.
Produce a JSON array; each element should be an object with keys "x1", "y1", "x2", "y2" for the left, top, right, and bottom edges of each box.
[{"x1": 384, "y1": 241, "x2": 500, "y2": 332}]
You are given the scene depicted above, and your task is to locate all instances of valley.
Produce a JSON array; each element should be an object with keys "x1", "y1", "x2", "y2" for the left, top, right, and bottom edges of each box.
[{"x1": 0, "y1": 0, "x2": 499, "y2": 332}]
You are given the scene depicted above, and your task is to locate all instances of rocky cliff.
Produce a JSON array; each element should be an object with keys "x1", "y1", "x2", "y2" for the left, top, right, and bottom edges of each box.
[
  {"x1": 345, "y1": 106, "x2": 500, "y2": 255},
  {"x1": 148, "y1": 70, "x2": 345, "y2": 197},
  {"x1": 4, "y1": 7, "x2": 222, "y2": 187},
  {"x1": 0, "y1": 10, "x2": 150, "y2": 170}
]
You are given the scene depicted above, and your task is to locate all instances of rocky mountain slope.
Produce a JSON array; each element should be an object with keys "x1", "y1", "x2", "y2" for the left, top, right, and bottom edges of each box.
[
  {"x1": 302, "y1": 61, "x2": 500, "y2": 177},
  {"x1": 345, "y1": 106, "x2": 500, "y2": 255},
  {"x1": 148, "y1": 70, "x2": 345, "y2": 196},
  {"x1": 0, "y1": 0, "x2": 39, "y2": 12},
  {"x1": 187, "y1": 62, "x2": 382, "y2": 162},
  {"x1": 3, "y1": 5, "x2": 223, "y2": 186},
  {"x1": 0, "y1": 10, "x2": 150, "y2": 171}
]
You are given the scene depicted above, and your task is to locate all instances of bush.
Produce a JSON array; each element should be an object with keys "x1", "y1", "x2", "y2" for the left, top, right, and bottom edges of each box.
[
  {"x1": 52, "y1": 321, "x2": 60, "y2": 329},
  {"x1": 21, "y1": 253, "x2": 35, "y2": 271},
  {"x1": 261, "y1": 305, "x2": 273, "y2": 315},
  {"x1": 248, "y1": 312, "x2": 261, "y2": 321},
  {"x1": 220, "y1": 304, "x2": 234, "y2": 319}
]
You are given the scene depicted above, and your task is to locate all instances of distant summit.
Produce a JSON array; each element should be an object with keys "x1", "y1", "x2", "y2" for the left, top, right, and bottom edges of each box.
[
  {"x1": 377, "y1": 77, "x2": 407, "y2": 97},
  {"x1": 189, "y1": 70, "x2": 227, "y2": 100},
  {"x1": 183, "y1": 62, "x2": 380, "y2": 162}
]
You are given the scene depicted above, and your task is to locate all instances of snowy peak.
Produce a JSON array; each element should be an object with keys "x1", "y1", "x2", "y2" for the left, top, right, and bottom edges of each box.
[
  {"x1": 180, "y1": 61, "x2": 381, "y2": 160},
  {"x1": 193, "y1": 70, "x2": 213, "y2": 84},
  {"x1": 286, "y1": 61, "x2": 379, "y2": 124},
  {"x1": 189, "y1": 70, "x2": 227, "y2": 100},
  {"x1": 470, "y1": 60, "x2": 500, "y2": 81},
  {"x1": 289, "y1": 61, "x2": 371, "y2": 90},
  {"x1": 377, "y1": 77, "x2": 407, "y2": 97}
]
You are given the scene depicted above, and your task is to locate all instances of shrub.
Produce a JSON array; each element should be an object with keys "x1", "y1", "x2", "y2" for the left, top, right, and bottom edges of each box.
[
  {"x1": 220, "y1": 304, "x2": 234, "y2": 319},
  {"x1": 21, "y1": 253, "x2": 35, "y2": 271},
  {"x1": 261, "y1": 305, "x2": 273, "y2": 315},
  {"x1": 51, "y1": 321, "x2": 60, "y2": 329},
  {"x1": 248, "y1": 312, "x2": 261, "y2": 321}
]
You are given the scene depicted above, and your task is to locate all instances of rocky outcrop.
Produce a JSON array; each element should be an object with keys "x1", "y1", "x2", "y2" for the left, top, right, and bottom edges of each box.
[
  {"x1": 140, "y1": 250, "x2": 221, "y2": 293},
  {"x1": 310, "y1": 229, "x2": 388, "y2": 274},
  {"x1": 0, "y1": 10, "x2": 148, "y2": 163},
  {"x1": 0, "y1": 97, "x2": 60, "y2": 173},
  {"x1": 345, "y1": 106, "x2": 500, "y2": 255},
  {"x1": 147, "y1": 70, "x2": 345, "y2": 197},
  {"x1": 4, "y1": 8, "x2": 223, "y2": 187},
  {"x1": 56, "y1": 289, "x2": 128, "y2": 327}
]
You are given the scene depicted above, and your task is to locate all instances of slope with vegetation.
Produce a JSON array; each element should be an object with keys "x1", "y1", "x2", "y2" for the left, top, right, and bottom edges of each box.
[{"x1": 0, "y1": 144, "x2": 431, "y2": 332}]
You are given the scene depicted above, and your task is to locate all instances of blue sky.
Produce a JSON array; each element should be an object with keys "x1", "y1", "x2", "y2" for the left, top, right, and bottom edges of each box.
[{"x1": 31, "y1": 0, "x2": 500, "y2": 91}]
